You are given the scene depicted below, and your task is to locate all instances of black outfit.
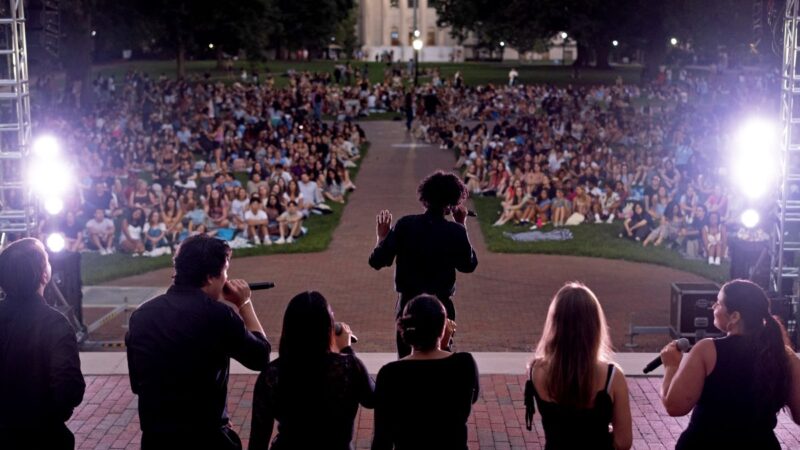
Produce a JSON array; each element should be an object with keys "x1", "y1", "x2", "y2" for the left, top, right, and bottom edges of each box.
[
  {"x1": 126, "y1": 285, "x2": 271, "y2": 450},
  {"x1": 371, "y1": 352, "x2": 480, "y2": 450},
  {"x1": 526, "y1": 363, "x2": 616, "y2": 450},
  {"x1": 676, "y1": 335, "x2": 781, "y2": 449},
  {"x1": 249, "y1": 347, "x2": 375, "y2": 450},
  {"x1": 368, "y1": 210, "x2": 478, "y2": 357},
  {"x1": 0, "y1": 294, "x2": 85, "y2": 450}
]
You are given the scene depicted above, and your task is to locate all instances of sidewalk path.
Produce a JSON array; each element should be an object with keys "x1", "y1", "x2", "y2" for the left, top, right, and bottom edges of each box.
[{"x1": 105, "y1": 121, "x2": 709, "y2": 351}]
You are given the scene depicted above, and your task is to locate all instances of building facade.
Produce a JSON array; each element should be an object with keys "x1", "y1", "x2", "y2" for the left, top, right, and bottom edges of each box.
[{"x1": 357, "y1": 0, "x2": 578, "y2": 63}]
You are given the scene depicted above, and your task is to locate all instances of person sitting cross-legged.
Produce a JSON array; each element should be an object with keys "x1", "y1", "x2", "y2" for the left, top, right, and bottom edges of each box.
[
  {"x1": 244, "y1": 197, "x2": 271, "y2": 246},
  {"x1": 276, "y1": 201, "x2": 303, "y2": 244}
]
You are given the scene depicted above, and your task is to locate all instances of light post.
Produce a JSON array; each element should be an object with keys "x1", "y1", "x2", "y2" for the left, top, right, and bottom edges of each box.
[
  {"x1": 413, "y1": 34, "x2": 423, "y2": 86},
  {"x1": 560, "y1": 32, "x2": 568, "y2": 65}
]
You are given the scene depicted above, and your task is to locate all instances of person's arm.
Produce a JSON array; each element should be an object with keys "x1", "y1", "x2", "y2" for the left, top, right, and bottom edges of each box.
[
  {"x1": 452, "y1": 206, "x2": 478, "y2": 273},
  {"x1": 369, "y1": 210, "x2": 398, "y2": 269},
  {"x1": 610, "y1": 366, "x2": 633, "y2": 450},
  {"x1": 223, "y1": 279, "x2": 271, "y2": 371},
  {"x1": 661, "y1": 338, "x2": 714, "y2": 416},
  {"x1": 248, "y1": 372, "x2": 275, "y2": 450},
  {"x1": 371, "y1": 368, "x2": 393, "y2": 450},
  {"x1": 49, "y1": 317, "x2": 86, "y2": 422},
  {"x1": 630, "y1": 219, "x2": 648, "y2": 231},
  {"x1": 785, "y1": 347, "x2": 800, "y2": 424}
]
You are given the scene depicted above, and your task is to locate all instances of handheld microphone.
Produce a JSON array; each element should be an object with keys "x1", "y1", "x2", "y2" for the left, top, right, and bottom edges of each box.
[
  {"x1": 466, "y1": 210, "x2": 478, "y2": 217},
  {"x1": 642, "y1": 338, "x2": 691, "y2": 374},
  {"x1": 223, "y1": 281, "x2": 275, "y2": 294},
  {"x1": 335, "y1": 322, "x2": 359, "y2": 344}
]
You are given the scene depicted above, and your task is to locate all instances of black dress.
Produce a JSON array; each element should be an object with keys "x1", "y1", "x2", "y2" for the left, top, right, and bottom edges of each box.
[
  {"x1": 371, "y1": 352, "x2": 480, "y2": 450},
  {"x1": 676, "y1": 335, "x2": 781, "y2": 450},
  {"x1": 248, "y1": 348, "x2": 375, "y2": 450},
  {"x1": 528, "y1": 363, "x2": 616, "y2": 450}
]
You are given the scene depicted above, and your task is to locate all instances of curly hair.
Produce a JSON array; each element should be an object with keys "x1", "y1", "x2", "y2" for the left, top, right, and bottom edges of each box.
[{"x1": 417, "y1": 171, "x2": 468, "y2": 212}]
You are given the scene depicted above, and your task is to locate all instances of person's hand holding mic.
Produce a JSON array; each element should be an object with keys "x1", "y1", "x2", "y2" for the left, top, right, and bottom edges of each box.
[
  {"x1": 222, "y1": 279, "x2": 252, "y2": 309},
  {"x1": 376, "y1": 210, "x2": 392, "y2": 243},
  {"x1": 451, "y1": 205, "x2": 468, "y2": 225},
  {"x1": 660, "y1": 340, "x2": 685, "y2": 369},
  {"x1": 334, "y1": 322, "x2": 354, "y2": 351}
]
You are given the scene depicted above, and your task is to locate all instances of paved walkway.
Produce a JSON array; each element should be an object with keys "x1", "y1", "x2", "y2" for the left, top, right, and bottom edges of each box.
[
  {"x1": 103, "y1": 121, "x2": 708, "y2": 352},
  {"x1": 68, "y1": 374, "x2": 800, "y2": 450}
]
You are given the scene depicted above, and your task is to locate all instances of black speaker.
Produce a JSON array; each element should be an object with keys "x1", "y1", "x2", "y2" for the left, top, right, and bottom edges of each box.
[
  {"x1": 670, "y1": 282, "x2": 724, "y2": 342},
  {"x1": 45, "y1": 250, "x2": 83, "y2": 326}
]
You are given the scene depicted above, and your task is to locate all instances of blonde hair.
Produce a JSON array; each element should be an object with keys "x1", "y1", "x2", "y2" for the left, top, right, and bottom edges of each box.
[{"x1": 534, "y1": 282, "x2": 613, "y2": 408}]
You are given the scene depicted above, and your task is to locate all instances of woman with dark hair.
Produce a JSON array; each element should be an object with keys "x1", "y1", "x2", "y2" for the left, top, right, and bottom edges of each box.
[
  {"x1": 372, "y1": 295, "x2": 478, "y2": 449},
  {"x1": 249, "y1": 291, "x2": 373, "y2": 450},
  {"x1": 526, "y1": 282, "x2": 632, "y2": 450},
  {"x1": 119, "y1": 207, "x2": 146, "y2": 255},
  {"x1": 660, "y1": 279, "x2": 800, "y2": 449}
]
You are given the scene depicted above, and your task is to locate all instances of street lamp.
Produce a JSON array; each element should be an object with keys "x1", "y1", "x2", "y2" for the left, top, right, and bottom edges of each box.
[
  {"x1": 670, "y1": 37, "x2": 678, "y2": 46},
  {"x1": 612, "y1": 40, "x2": 619, "y2": 47},
  {"x1": 560, "y1": 32, "x2": 569, "y2": 65},
  {"x1": 412, "y1": 36, "x2": 423, "y2": 86}
]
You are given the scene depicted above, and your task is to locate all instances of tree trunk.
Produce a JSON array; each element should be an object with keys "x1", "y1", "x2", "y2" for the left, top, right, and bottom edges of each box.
[
  {"x1": 60, "y1": 0, "x2": 93, "y2": 110},
  {"x1": 177, "y1": 41, "x2": 186, "y2": 79},
  {"x1": 572, "y1": 41, "x2": 590, "y2": 67},
  {"x1": 593, "y1": 40, "x2": 611, "y2": 69},
  {"x1": 216, "y1": 47, "x2": 224, "y2": 69}
]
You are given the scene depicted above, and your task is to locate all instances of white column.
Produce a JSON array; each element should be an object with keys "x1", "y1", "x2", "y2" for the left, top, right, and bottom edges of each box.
[{"x1": 399, "y1": 0, "x2": 407, "y2": 60}]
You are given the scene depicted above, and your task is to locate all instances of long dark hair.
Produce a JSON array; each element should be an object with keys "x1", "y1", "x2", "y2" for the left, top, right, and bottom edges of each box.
[
  {"x1": 720, "y1": 280, "x2": 790, "y2": 414},
  {"x1": 398, "y1": 295, "x2": 446, "y2": 352},
  {"x1": 279, "y1": 291, "x2": 334, "y2": 363}
]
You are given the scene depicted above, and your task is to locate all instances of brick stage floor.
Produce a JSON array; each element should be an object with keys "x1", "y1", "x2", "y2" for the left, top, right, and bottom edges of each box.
[{"x1": 68, "y1": 375, "x2": 800, "y2": 450}]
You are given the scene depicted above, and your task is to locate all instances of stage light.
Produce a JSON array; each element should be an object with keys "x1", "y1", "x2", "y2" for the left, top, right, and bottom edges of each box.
[
  {"x1": 32, "y1": 135, "x2": 59, "y2": 158},
  {"x1": 412, "y1": 38, "x2": 423, "y2": 51},
  {"x1": 46, "y1": 233, "x2": 65, "y2": 253},
  {"x1": 29, "y1": 160, "x2": 72, "y2": 197},
  {"x1": 741, "y1": 209, "x2": 760, "y2": 228},
  {"x1": 612, "y1": 40, "x2": 619, "y2": 47},
  {"x1": 44, "y1": 197, "x2": 64, "y2": 215},
  {"x1": 732, "y1": 118, "x2": 778, "y2": 199}
]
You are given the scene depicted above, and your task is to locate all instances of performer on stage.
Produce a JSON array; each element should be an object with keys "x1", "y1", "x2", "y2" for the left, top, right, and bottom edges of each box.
[
  {"x1": 126, "y1": 234, "x2": 271, "y2": 450},
  {"x1": 369, "y1": 170, "x2": 478, "y2": 358}
]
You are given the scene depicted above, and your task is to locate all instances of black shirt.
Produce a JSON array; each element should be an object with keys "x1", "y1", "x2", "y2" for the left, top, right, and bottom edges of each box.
[
  {"x1": 0, "y1": 294, "x2": 85, "y2": 429},
  {"x1": 249, "y1": 348, "x2": 374, "y2": 450},
  {"x1": 372, "y1": 353, "x2": 480, "y2": 450},
  {"x1": 368, "y1": 210, "x2": 478, "y2": 299},
  {"x1": 125, "y1": 285, "x2": 271, "y2": 433}
]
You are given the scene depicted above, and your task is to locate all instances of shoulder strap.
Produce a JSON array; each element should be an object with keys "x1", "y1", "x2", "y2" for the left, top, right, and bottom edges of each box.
[
  {"x1": 524, "y1": 361, "x2": 537, "y2": 431},
  {"x1": 604, "y1": 364, "x2": 616, "y2": 394}
]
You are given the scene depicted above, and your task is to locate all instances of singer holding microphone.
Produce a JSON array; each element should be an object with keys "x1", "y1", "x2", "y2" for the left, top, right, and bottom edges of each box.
[
  {"x1": 659, "y1": 280, "x2": 800, "y2": 450},
  {"x1": 369, "y1": 170, "x2": 478, "y2": 358},
  {"x1": 126, "y1": 235, "x2": 271, "y2": 450}
]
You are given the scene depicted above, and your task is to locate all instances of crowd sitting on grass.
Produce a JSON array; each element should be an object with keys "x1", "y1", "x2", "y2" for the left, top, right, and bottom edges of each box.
[
  {"x1": 37, "y1": 70, "x2": 366, "y2": 257},
  {"x1": 406, "y1": 69, "x2": 775, "y2": 266}
]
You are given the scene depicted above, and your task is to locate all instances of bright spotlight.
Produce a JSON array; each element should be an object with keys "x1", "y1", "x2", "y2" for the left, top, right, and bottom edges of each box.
[
  {"x1": 670, "y1": 37, "x2": 678, "y2": 46},
  {"x1": 732, "y1": 118, "x2": 778, "y2": 199},
  {"x1": 741, "y1": 209, "x2": 760, "y2": 229},
  {"x1": 29, "y1": 160, "x2": 72, "y2": 197},
  {"x1": 412, "y1": 38, "x2": 423, "y2": 51},
  {"x1": 44, "y1": 197, "x2": 64, "y2": 215},
  {"x1": 46, "y1": 233, "x2": 66, "y2": 253},
  {"x1": 32, "y1": 136, "x2": 59, "y2": 158},
  {"x1": 612, "y1": 40, "x2": 619, "y2": 47}
]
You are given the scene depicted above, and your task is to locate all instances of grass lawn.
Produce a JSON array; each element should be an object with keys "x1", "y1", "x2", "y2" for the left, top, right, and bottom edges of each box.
[
  {"x1": 81, "y1": 144, "x2": 369, "y2": 285},
  {"x1": 472, "y1": 196, "x2": 729, "y2": 283},
  {"x1": 88, "y1": 59, "x2": 642, "y2": 88}
]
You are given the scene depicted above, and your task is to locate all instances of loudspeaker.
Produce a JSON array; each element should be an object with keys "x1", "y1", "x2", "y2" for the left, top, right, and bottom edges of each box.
[
  {"x1": 45, "y1": 250, "x2": 83, "y2": 326},
  {"x1": 670, "y1": 282, "x2": 724, "y2": 342}
]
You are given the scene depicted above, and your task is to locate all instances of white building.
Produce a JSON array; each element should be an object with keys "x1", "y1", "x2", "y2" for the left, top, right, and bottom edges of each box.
[{"x1": 357, "y1": 0, "x2": 578, "y2": 63}]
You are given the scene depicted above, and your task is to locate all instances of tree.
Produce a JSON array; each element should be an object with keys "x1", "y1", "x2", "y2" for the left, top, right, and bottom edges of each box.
[{"x1": 272, "y1": 0, "x2": 354, "y2": 58}]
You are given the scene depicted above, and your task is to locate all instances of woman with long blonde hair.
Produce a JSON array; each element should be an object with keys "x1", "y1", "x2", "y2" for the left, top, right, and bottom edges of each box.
[{"x1": 525, "y1": 282, "x2": 632, "y2": 450}]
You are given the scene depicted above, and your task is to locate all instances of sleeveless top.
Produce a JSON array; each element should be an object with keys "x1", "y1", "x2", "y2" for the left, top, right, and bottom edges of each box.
[
  {"x1": 525, "y1": 363, "x2": 615, "y2": 450},
  {"x1": 676, "y1": 335, "x2": 781, "y2": 450}
]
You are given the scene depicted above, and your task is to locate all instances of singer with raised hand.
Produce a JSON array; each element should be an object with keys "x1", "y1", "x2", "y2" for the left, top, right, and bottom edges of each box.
[
  {"x1": 126, "y1": 234, "x2": 271, "y2": 450},
  {"x1": 369, "y1": 170, "x2": 478, "y2": 358},
  {"x1": 659, "y1": 280, "x2": 800, "y2": 450}
]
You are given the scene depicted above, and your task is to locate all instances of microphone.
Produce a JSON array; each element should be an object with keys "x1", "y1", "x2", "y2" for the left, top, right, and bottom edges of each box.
[
  {"x1": 335, "y1": 322, "x2": 359, "y2": 344},
  {"x1": 642, "y1": 338, "x2": 691, "y2": 374},
  {"x1": 467, "y1": 210, "x2": 478, "y2": 217},
  {"x1": 223, "y1": 281, "x2": 275, "y2": 295},
  {"x1": 248, "y1": 281, "x2": 275, "y2": 291}
]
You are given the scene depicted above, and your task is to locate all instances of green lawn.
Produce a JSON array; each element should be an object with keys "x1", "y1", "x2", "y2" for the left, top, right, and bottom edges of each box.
[
  {"x1": 88, "y1": 59, "x2": 642, "y2": 87},
  {"x1": 81, "y1": 144, "x2": 369, "y2": 285},
  {"x1": 472, "y1": 196, "x2": 729, "y2": 283}
]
